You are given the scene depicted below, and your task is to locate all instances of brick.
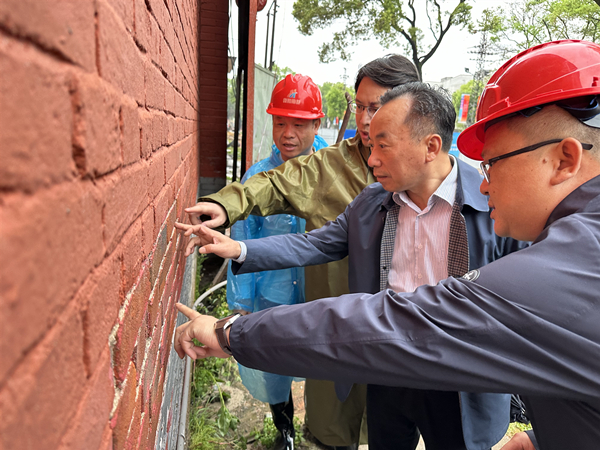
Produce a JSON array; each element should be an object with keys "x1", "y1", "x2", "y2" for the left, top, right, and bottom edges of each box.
[
  {"x1": 58, "y1": 350, "x2": 115, "y2": 450},
  {"x1": 100, "y1": 162, "x2": 149, "y2": 255},
  {"x1": 133, "y1": 0, "x2": 151, "y2": 52},
  {"x1": 141, "y1": 206, "x2": 155, "y2": 260},
  {"x1": 78, "y1": 252, "x2": 122, "y2": 376},
  {"x1": 121, "y1": 220, "x2": 144, "y2": 297},
  {"x1": 164, "y1": 141, "x2": 184, "y2": 184},
  {"x1": 138, "y1": 109, "x2": 154, "y2": 159},
  {"x1": 107, "y1": 0, "x2": 134, "y2": 34},
  {"x1": 0, "y1": 303, "x2": 87, "y2": 450},
  {"x1": 97, "y1": 0, "x2": 144, "y2": 104},
  {"x1": 112, "y1": 363, "x2": 139, "y2": 450},
  {"x1": 147, "y1": 151, "x2": 165, "y2": 201},
  {"x1": 134, "y1": 313, "x2": 148, "y2": 377},
  {"x1": 0, "y1": 40, "x2": 75, "y2": 192},
  {"x1": 145, "y1": 60, "x2": 166, "y2": 110},
  {"x1": 0, "y1": 182, "x2": 103, "y2": 385},
  {"x1": 149, "y1": 225, "x2": 168, "y2": 287},
  {"x1": 142, "y1": 314, "x2": 162, "y2": 404},
  {"x1": 0, "y1": 0, "x2": 95, "y2": 71},
  {"x1": 72, "y1": 73, "x2": 122, "y2": 177},
  {"x1": 112, "y1": 271, "x2": 150, "y2": 383},
  {"x1": 98, "y1": 424, "x2": 114, "y2": 450},
  {"x1": 122, "y1": 97, "x2": 141, "y2": 166},
  {"x1": 153, "y1": 187, "x2": 175, "y2": 250}
]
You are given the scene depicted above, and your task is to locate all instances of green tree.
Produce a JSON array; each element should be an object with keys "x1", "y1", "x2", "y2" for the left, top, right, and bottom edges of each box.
[
  {"x1": 321, "y1": 82, "x2": 356, "y2": 129},
  {"x1": 270, "y1": 63, "x2": 297, "y2": 81},
  {"x1": 485, "y1": 0, "x2": 600, "y2": 59},
  {"x1": 292, "y1": 0, "x2": 473, "y2": 80}
]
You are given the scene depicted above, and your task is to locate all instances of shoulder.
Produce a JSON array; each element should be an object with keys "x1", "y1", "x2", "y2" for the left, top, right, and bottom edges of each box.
[
  {"x1": 350, "y1": 183, "x2": 388, "y2": 207},
  {"x1": 242, "y1": 156, "x2": 277, "y2": 181}
]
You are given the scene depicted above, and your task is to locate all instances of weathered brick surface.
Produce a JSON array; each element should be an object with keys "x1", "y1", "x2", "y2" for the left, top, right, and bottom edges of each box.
[
  {"x1": 73, "y1": 73, "x2": 122, "y2": 177},
  {"x1": 0, "y1": 303, "x2": 87, "y2": 450},
  {"x1": 0, "y1": 39, "x2": 75, "y2": 192},
  {"x1": 0, "y1": 0, "x2": 227, "y2": 448},
  {"x1": 0, "y1": 182, "x2": 103, "y2": 385},
  {"x1": 58, "y1": 350, "x2": 115, "y2": 450},
  {"x1": 0, "y1": 0, "x2": 96, "y2": 71}
]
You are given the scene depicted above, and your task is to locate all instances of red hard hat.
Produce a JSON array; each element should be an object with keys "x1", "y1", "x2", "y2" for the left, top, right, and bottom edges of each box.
[
  {"x1": 267, "y1": 74, "x2": 325, "y2": 119},
  {"x1": 458, "y1": 40, "x2": 600, "y2": 160}
]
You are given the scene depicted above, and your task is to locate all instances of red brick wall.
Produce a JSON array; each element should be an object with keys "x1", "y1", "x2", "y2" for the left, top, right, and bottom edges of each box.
[
  {"x1": 0, "y1": 0, "x2": 214, "y2": 449},
  {"x1": 197, "y1": 0, "x2": 228, "y2": 195}
]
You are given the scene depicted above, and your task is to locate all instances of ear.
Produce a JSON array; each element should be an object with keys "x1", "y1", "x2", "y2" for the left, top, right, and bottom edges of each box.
[
  {"x1": 313, "y1": 119, "x2": 321, "y2": 134},
  {"x1": 549, "y1": 138, "x2": 583, "y2": 186},
  {"x1": 424, "y1": 134, "x2": 443, "y2": 162}
]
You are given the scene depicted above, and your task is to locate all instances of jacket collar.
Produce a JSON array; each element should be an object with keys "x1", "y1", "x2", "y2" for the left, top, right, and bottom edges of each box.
[
  {"x1": 545, "y1": 173, "x2": 600, "y2": 229},
  {"x1": 381, "y1": 158, "x2": 489, "y2": 212}
]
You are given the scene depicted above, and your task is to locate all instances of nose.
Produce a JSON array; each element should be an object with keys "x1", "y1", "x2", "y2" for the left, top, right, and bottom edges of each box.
[
  {"x1": 357, "y1": 110, "x2": 371, "y2": 128},
  {"x1": 367, "y1": 150, "x2": 379, "y2": 168},
  {"x1": 480, "y1": 178, "x2": 489, "y2": 196},
  {"x1": 282, "y1": 124, "x2": 295, "y2": 138}
]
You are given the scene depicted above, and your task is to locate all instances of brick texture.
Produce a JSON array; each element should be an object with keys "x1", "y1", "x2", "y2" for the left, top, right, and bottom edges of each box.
[{"x1": 0, "y1": 0, "x2": 228, "y2": 449}]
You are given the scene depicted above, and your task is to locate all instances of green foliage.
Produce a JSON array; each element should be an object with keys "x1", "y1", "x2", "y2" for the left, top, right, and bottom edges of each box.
[
  {"x1": 250, "y1": 416, "x2": 307, "y2": 448},
  {"x1": 250, "y1": 416, "x2": 279, "y2": 448},
  {"x1": 485, "y1": 0, "x2": 600, "y2": 60},
  {"x1": 270, "y1": 63, "x2": 297, "y2": 81},
  {"x1": 319, "y1": 81, "x2": 356, "y2": 129},
  {"x1": 188, "y1": 287, "x2": 244, "y2": 449},
  {"x1": 292, "y1": 0, "x2": 474, "y2": 79}
]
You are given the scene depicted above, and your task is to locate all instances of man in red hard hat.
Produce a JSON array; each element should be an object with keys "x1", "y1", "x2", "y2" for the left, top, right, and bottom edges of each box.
[
  {"x1": 174, "y1": 40, "x2": 600, "y2": 450},
  {"x1": 221, "y1": 73, "x2": 326, "y2": 450}
]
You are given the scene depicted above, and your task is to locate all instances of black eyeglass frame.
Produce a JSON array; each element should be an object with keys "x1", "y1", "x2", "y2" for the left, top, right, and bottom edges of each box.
[
  {"x1": 348, "y1": 101, "x2": 379, "y2": 118},
  {"x1": 480, "y1": 139, "x2": 594, "y2": 183}
]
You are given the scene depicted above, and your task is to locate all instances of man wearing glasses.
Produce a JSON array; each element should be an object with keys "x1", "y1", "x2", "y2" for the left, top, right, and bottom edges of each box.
[
  {"x1": 184, "y1": 55, "x2": 419, "y2": 449},
  {"x1": 177, "y1": 82, "x2": 526, "y2": 450},
  {"x1": 175, "y1": 40, "x2": 600, "y2": 450}
]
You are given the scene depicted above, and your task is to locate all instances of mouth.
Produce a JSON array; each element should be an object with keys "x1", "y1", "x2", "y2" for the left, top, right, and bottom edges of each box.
[
  {"x1": 359, "y1": 130, "x2": 369, "y2": 140},
  {"x1": 281, "y1": 143, "x2": 297, "y2": 151}
]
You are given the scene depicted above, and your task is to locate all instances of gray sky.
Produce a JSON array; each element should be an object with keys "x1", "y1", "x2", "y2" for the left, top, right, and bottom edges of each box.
[{"x1": 229, "y1": 0, "x2": 511, "y2": 86}]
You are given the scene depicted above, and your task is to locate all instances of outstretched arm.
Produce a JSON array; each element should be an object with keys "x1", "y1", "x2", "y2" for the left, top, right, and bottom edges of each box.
[{"x1": 174, "y1": 222, "x2": 242, "y2": 258}]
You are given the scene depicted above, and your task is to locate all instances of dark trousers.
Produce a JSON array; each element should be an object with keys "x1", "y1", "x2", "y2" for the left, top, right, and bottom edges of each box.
[{"x1": 367, "y1": 385, "x2": 467, "y2": 450}]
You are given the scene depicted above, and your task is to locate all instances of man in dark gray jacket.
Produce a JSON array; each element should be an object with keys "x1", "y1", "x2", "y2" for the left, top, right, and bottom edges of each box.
[
  {"x1": 174, "y1": 40, "x2": 600, "y2": 450},
  {"x1": 178, "y1": 83, "x2": 526, "y2": 449}
]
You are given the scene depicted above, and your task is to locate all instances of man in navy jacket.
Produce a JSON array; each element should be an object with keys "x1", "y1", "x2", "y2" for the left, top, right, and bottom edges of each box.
[{"x1": 177, "y1": 82, "x2": 525, "y2": 450}]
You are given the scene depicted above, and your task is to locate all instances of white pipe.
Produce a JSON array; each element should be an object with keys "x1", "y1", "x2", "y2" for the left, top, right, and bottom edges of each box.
[{"x1": 193, "y1": 280, "x2": 228, "y2": 308}]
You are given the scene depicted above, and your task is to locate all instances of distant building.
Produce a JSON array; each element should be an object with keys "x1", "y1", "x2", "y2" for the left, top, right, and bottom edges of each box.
[{"x1": 427, "y1": 73, "x2": 473, "y2": 94}]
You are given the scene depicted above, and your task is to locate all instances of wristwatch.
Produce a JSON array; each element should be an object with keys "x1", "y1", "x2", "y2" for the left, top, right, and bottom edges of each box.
[{"x1": 214, "y1": 313, "x2": 241, "y2": 355}]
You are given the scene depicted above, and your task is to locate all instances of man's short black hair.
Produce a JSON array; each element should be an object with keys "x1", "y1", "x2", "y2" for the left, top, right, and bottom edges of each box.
[
  {"x1": 354, "y1": 54, "x2": 420, "y2": 93},
  {"x1": 380, "y1": 82, "x2": 455, "y2": 152}
]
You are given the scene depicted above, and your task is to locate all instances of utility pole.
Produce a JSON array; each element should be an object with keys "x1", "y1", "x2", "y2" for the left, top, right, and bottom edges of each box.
[
  {"x1": 467, "y1": 30, "x2": 493, "y2": 126},
  {"x1": 268, "y1": 0, "x2": 277, "y2": 71}
]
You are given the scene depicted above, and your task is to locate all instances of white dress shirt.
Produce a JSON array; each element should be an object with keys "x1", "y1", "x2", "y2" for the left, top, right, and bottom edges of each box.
[{"x1": 387, "y1": 157, "x2": 458, "y2": 293}]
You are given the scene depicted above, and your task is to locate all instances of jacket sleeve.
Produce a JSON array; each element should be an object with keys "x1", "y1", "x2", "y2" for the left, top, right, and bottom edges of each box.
[
  {"x1": 199, "y1": 140, "x2": 360, "y2": 227},
  {"x1": 231, "y1": 204, "x2": 351, "y2": 275},
  {"x1": 229, "y1": 226, "x2": 600, "y2": 402}
]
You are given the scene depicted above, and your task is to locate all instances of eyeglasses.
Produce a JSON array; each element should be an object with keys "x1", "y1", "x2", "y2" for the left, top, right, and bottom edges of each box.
[
  {"x1": 480, "y1": 139, "x2": 594, "y2": 182},
  {"x1": 349, "y1": 102, "x2": 379, "y2": 118}
]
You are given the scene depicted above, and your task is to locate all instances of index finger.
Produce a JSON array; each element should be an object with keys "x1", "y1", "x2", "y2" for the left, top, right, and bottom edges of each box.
[{"x1": 176, "y1": 303, "x2": 201, "y2": 320}]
